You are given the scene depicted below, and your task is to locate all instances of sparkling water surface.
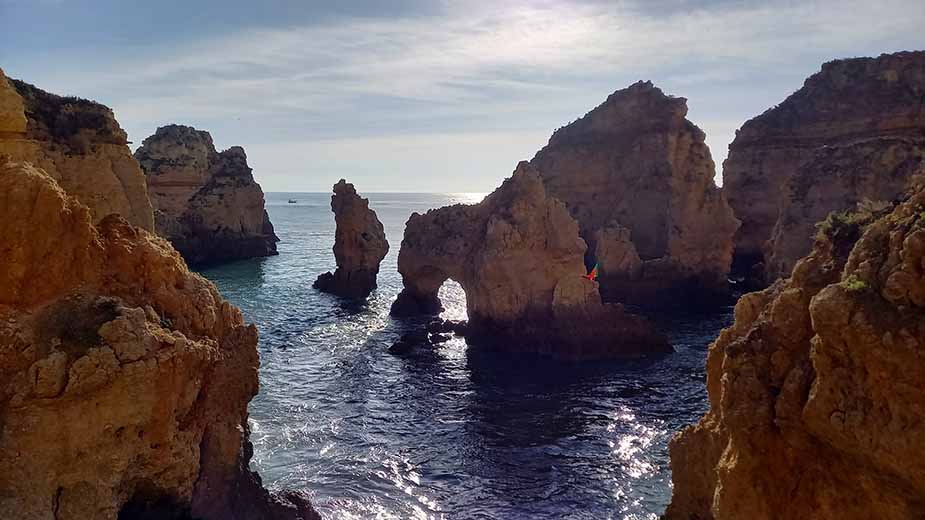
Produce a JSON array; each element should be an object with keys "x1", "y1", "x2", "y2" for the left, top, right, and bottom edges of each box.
[{"x1": 200, "y1": 192, "x2": 733, "y2": 520}]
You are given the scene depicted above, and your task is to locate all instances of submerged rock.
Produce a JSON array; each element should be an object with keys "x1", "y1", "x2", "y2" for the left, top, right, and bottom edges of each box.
[
  {"x1": 313, "y1": 179, "x2": 389, "y2": 298},
  {"x1": 135, "y1": 124, "x2": 279, "y2": 267},
  {"x1": 0, "y1": 158, "x2": 318, "y2": 520},
  {"x1": 530, "y1": 81, "x2": 739, "y2": 306},
  {"x1": 666, "y1": 179, "x2": 925, "y2": 519},
  {"x1": 388, "y1": 330, "x2": 430, "y2": 355},
  {"x1": 725, "y1": 50, "x2": 925, "y2": 283},
  {"x1": 391, "y1": 161, "x2": 669, "y2": 360},
  {"x1": 0, "y1": 69, "x2": 154, "y2": 230}
]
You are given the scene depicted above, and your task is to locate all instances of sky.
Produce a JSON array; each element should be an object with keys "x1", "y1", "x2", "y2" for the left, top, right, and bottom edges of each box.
[{"x1": 1, "y1": 0, "x2": 923, "y2": 192}]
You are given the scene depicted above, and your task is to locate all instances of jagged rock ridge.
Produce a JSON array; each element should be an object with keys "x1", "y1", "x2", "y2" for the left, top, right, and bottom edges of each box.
[
  {"x1": 391, "y1": 161, "x2": 670, "y2": 359},
  {"x1": 135, "y1": 124, "x2": 279, "y2": 266},
  {"x1": 725, "y1": 50, "x2": 925, "y2": 283},
  {"x1": 314, "y1": 179, "x2": 389, "y2": 298},
  {"x1": 0, "y1": 68, "x2": 154, "y2": 230},
  {"x1": 666, "y1": 180, "x2": 925, "y2": 519},
  {"x1": 530, "y1": 80, "x2": 739, "y2": 306},
  {"x1": 0, "y1": 157, "x2": 318, "y2": 520}
]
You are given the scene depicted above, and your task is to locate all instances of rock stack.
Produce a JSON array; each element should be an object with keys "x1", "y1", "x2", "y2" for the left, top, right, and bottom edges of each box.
[
  {"x1": 391, "y1": 162, "x2": 669, "y2": 359},
  {"x1": 530, "y1": 81, "x2": 739, "y2": 306},
  {"x1": 313, "y1": 179, "x2": 389, "y2": 298},
  {"x1": 135, "y1": 124, "x2": 279, "y2": 267}
]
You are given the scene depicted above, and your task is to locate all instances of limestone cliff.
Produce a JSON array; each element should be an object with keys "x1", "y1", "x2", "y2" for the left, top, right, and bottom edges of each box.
[
  {"x1": 135, "y1": 124, "x2": 279, "y2": 266},
  {"x1": 530, "y1": 81, "x2": 739, "y2": 306},
  {"x1": 725, "y1": 51, "x2": 925, "y2": 282},
  {"x1": 391, "y1": 162, "x2": 669, "y2": 359},
  {"x1": 313, "y1": 179, "x2": 389, "y2": 298},
  {"x1": 0, "y1": 69, "x2": 154, "y2": 230},
  {"x1": 765, "y1": 136, "x2": 925, "y2": 278},
  {"x1": 0, "y1": 158, "x2": 318, "y2": 520},
  {"x1": 666, "y1": 180, "x2": 925, "y2": 519}
]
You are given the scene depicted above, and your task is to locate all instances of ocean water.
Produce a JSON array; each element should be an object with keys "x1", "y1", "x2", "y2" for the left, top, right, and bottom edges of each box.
[{"x1": 200, "y1": 192, "x2": 734, "y2": 520}]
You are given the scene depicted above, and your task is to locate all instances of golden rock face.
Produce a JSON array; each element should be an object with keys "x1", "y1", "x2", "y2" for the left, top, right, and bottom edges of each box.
[
  {"x1": 0, "y1": 68, "x2": 155, "y2": 231},
  {"x1": 667, "y1": 178, "x2": 925, "y2": 519},
  {"x1": 0, "y1": 158, "x2": 316, "y2": 519}
]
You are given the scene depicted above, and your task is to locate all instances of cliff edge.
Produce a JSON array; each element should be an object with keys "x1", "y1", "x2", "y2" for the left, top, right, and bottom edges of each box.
[{"x1": 0, "y1": 68, "x2": 154, "y2": 230}]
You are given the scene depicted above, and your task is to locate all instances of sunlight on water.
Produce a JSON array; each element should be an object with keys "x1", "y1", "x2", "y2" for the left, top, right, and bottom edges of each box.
[
  {"x1": 446, "y1": 192, "x2": 489, "y2": 205},
  {"x1": 437, "y1": 281, "x2": 467, "y2": 322}
]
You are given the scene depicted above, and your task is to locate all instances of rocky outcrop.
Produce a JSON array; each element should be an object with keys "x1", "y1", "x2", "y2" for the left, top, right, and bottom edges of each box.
[
  {"x1": 390, "y1": 161, "x2": 669, "y2": 359},
  {"x1": 666, "y1": 180, "x2": 925, "y2": 519},
  {"x1": 529, "y1": 81, "x2": 739, "y2": 306},
  {"x1": 765, "y1": 136, "x2": 925, "y2": 278},
  {"x1": 135, "y1": 125, "x2": 279, "y2": 267},
  {"x1": 0, "y1": 157, "x2": 318, "y2": 520},
  {"x1": 725, "y1": 51, "x2": 925, "y2": 283},
  {"x1": 0, "y1": 69, "x2": 154, "y2": 230},
  {"x1": 313, "y1": 180, "x2": 389, "y2": 298}
]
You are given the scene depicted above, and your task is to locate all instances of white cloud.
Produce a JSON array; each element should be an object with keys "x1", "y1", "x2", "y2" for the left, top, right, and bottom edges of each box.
[{"x1": 6, "y1": 0, "x2": 924, "y2": 190}]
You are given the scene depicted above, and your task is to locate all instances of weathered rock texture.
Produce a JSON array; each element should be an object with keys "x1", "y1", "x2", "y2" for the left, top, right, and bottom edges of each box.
[
  {"x1": 0, "y1": 157, "x2": 318, "y2": 520},
  {"x1": 666, "y1": 182, "x2": 925, "y2": 519},
  {"x1": 0, "y1": 69, "x2": 154, "y2": 230},
  {"x1": 391, "y1": 162, "x2": 669, "y2": 359},
  {"x1": 766, "y1": 136, "x2": 925, "y2": 278},
  {"x1": 135, "y1": 124, "x2": 279, "y2": 266},
  {"x1": 725, "y1": 51, "x2": 925, "y2": 282},
  {"x1": 530, "y1": 81, "x2": 739, "y2": 306},
  {"x1": 313, "y1": 180, "x2": 389, "y2": 298}
]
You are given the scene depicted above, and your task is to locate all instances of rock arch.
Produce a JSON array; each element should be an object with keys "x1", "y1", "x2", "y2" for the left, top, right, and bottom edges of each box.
[{"x1": 390, "y1": 162, "x2": 669, "y2": 359}]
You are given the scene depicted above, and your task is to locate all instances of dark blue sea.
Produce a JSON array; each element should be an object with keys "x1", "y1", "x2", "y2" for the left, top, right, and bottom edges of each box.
[{"x1": 199, "y1": 192, "x2": 733, "y2": 520}]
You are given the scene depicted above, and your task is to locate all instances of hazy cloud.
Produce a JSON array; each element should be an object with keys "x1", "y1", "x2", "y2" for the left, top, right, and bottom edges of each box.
[{"x1": 2, "y1": 0, "x2": 923, "y2": 191}]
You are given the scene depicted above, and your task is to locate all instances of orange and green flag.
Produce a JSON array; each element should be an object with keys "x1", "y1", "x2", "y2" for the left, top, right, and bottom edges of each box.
[{"x1": 586, "y1": 263, "x2": 599, "y2": 280}]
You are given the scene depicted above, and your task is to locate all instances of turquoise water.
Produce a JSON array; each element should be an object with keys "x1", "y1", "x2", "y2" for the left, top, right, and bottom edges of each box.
[{"x1": 200, "y1": 192, "x2": 733, "y2": 520}]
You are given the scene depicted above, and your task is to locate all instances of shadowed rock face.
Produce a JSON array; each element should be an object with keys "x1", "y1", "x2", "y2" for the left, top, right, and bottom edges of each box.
[
  {"x1": 530, "y1": 81, "x2": 739, "y2": 307},
  {"x1": 765, "y1": 136, "x2": 925, "y2": 278},
  {"x1": 313, "y1": 180, "x2": 389, "y2": 298},
  {"x1": 725, "y1": 50, "x2": 925, "y2": 283},
  {"x1": 391, "y1": 162, "x2": 669, "y2": 359},
  {"x1": 0, "y1": 69, "x2": 154, "y2": 230},
  {"x1": 666, "y1": 181, "x2": 925, "y2": 520},
  {"x1": 0, "y1": 158, "x2": 319, "y2": 520},
  {"x1": 135, "y1": 125, "x2": 279, "y2": 267}
]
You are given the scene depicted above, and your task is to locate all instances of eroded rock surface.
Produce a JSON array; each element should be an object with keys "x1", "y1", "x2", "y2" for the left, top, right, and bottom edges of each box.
[
  {"x1": 0, "y1": 69, "x2": 154, "y2": 230},
  {"x1": 725, "y1": 51, "x2": 925, "y2": 282},
  {"x1": 0, "y1": 158, "x2": 318, "y2": 520},
  {"x1": 391, "y1": 162, "x2": 669, "y2": 359},
  {"x1": 313, "y1": 180, "x2": 389, "y2": 298},
  {"x1": 666, "y1": 181, "x2": 925, "y2": 519},
  {"x1": 135, "y1": 124, "x2": 279, "y2": 266},
  {"x1": 530, "y1": 81, "x2": 739, "y2": 306},
  {"x1": 765, "y1": 136, "x2": 925, "y2": 278}
]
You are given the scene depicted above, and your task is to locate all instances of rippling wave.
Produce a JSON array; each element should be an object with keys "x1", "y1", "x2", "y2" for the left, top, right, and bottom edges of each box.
[{"x1": 201, "y1": 192, "x2": 733, "y2": 519}]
